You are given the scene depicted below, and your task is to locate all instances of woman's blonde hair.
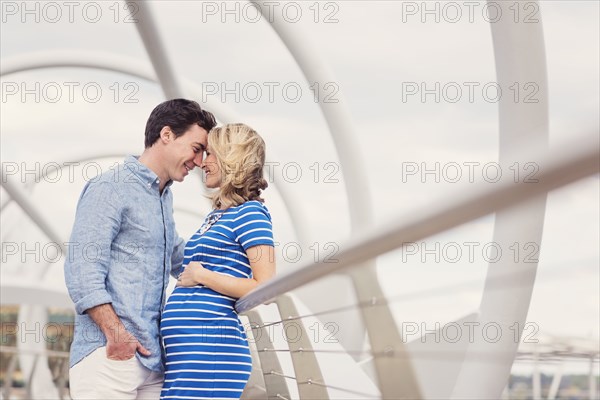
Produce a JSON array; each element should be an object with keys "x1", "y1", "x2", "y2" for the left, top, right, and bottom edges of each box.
[{"x1": 207, "y1": 123, "x2": 268, "y2": 209}]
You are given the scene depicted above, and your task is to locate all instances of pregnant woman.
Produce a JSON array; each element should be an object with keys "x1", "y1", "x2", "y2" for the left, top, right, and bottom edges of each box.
[{"x1": 160, "y1": 123, "x2": 276, "y2": 399}]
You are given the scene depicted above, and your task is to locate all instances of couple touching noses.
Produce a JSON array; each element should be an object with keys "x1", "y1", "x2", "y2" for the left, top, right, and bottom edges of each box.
[{"x1": 65, "y1": 99, "x2": 276, "y2": 399}]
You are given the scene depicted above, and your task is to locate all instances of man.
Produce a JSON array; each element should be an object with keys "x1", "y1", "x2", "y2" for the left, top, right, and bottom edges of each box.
[{"x1": 64, "y1": 99, "x2": 216, "y2": 399}]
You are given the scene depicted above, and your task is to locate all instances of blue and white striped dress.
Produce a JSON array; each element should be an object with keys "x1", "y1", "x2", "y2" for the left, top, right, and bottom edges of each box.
[{"x1": 160, "y1": 201, "x2": 274, "y2": 399}]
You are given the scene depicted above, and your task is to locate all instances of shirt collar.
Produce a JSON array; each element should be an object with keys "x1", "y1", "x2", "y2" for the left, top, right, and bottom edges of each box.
[{"x1": 124, "y1": 155, "x2": 174, "y2": 191}]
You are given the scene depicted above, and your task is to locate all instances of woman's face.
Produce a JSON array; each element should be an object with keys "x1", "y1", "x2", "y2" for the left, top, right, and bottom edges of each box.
[{"x1": 201, "y1": 145, "x2": 221, "y2": 188}]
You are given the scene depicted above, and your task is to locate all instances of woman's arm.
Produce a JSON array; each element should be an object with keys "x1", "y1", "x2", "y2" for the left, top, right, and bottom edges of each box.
[{"x1": 177, "y1": 245, "x2": 275, "y2": 299}]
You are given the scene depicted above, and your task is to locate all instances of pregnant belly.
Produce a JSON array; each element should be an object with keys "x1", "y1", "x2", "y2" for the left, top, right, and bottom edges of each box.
[{"x1": 160, "y1": 286, "x2": 249, "y2": 358}]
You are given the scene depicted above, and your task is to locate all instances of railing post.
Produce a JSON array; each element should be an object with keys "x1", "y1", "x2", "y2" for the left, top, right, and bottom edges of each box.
[
  {"x1": 239, "y1": 314, "x2": 268, "y2": 399},
  {"x1": 349, "y1": 266, "x2": 422, "y2": 399},
  {"x1": 25, "y1": 354, "x2": 39, "y2": 399},
  {"x1": 245, "y1": 310, "x2": 291, "y2": 400},
  {"x1": 56, "y1": 356, "x2": 70, "y2": 400},
  {"x1": 2, "y1": 353, "x2": 18, "y2": 399},
  {"x1": 589, "y1": 356, "x2": 597, "y2": 400},
  {"x1": 547, "y1": 361, "x2": 564, "y2": 400},
  {"x1": 276, "y1": 295, "x2": 329, "y2": 399}
]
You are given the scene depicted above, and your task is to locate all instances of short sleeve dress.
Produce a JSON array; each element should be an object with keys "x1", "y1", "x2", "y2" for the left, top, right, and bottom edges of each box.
[{"x1": 160, "y1": 200, "x2": 274, "y2": 399}]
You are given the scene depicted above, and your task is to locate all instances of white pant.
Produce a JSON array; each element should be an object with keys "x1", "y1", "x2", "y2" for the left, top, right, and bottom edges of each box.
[{"x1": 69, "y1": 346, "x2": 164, "y2": 400}]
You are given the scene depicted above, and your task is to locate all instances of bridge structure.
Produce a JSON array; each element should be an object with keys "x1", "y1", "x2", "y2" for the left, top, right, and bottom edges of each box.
[{"x1": 1, "y1": 1, "x2": 599, "y2": 399}]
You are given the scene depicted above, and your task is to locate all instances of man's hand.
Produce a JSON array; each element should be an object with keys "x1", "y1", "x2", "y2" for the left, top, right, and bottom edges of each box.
[
  {"x1": 86, "y1": 303, "x2": 151, "y2": 360},
  {"x1": 105, "y1": 327, "x2": 151, "y2": 360}
]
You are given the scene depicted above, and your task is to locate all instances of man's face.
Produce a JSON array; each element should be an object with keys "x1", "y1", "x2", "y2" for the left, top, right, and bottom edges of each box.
[{"x1": 165, "y1": 124, "x2": 208, "y2": 182}]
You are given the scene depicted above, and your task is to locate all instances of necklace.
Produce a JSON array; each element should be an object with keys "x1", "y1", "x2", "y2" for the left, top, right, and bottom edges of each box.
[{"x1": 199, "y1": 210, "x2": 225, "y2": 235}]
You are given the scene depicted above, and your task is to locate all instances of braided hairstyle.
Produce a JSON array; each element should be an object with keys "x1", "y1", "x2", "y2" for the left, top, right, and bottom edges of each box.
[{"x1": 208, "y1": 123, "x2": 268, "y2": 209}]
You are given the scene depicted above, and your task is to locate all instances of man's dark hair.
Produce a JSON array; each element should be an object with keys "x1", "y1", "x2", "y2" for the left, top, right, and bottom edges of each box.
[{"x1": 144, "y1": 99, "x2": 217, "y2": 148}]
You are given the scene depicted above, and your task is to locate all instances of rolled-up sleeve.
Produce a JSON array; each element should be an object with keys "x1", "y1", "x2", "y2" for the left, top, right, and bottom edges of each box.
[{"x1": 64, "y1": 180, "x2": 122, "y2": 315}]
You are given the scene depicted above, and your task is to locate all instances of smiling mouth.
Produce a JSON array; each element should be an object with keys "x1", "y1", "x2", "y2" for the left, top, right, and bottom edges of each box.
[{"x1": 184, "y1": 164, "x2": 193, "y2": 172}]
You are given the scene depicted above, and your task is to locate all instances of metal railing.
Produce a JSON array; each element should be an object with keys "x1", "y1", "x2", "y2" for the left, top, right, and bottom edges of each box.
[
  {"x1": 235, "y1": 129, "x2": 600, "y2": 399},
  {"x1": 0, "y1": 346, "x2": 70, "y2": 400},
  {"x1": 237, "y1": 130, "x2": 599, "y2": 313}
]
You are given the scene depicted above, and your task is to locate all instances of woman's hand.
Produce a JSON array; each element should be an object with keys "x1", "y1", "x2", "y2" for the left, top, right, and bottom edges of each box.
[{"x1": 177, "y1": 261, "x2": 205, "y2": 287}]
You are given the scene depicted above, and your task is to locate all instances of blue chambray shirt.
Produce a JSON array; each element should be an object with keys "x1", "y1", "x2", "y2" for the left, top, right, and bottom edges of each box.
[{"x1": 64, "y1": 155, "x2": 185, "y2": 372}]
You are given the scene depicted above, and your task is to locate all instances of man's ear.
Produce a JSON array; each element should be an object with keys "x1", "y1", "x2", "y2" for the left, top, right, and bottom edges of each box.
[{"x1": 159, "y1": 126, "x2": 172, "y2": 144}]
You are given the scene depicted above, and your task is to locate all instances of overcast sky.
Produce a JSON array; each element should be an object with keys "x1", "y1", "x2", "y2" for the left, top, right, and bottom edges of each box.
[{"x1": 1, "y1": 0, "x2": 598, "y2": 376}]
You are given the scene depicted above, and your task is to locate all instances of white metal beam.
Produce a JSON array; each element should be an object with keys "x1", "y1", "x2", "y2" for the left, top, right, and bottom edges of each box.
[
  {"x1": 452, "y1": 1, "x2": 549, "y2": 396},
  {"x1": 248, "y1": 2, "x2": 379, "y2": 382},
  {"x1": 130, "y1": 0, "x2": 182, "y2": 99},
  {"x1": 0, "y1": 170, "x2": 65, "y2": 255}
]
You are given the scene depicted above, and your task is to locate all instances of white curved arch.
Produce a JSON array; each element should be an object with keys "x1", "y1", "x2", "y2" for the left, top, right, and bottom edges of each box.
[
  {"x1": 0, "y1": 53, "x2": 308, "y2": 242},
  {"x1": 1, "y1": 283, "x2": 73, "y2": 309},
  {"x1": 252, "y1": 1, "x2": 552, "y2": 398},
  {"x1": 0, "y1": 50, "x2": 239, "y2": 121},
  {"x1": 250, "y1": 2, "x2": 419, "y2": 396},
  {"x1": 250, "y1": 1, "x2": 372, "y2": 227},
  {"x1": 0, "y1": 169, "x2": 65, "y2": 260},
  {"x1": 452, "y1": 1, "x2": 549, "y2": 398},
  {"x1": 131, "y1": 0, "x2": 182, "y2": 99}
]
